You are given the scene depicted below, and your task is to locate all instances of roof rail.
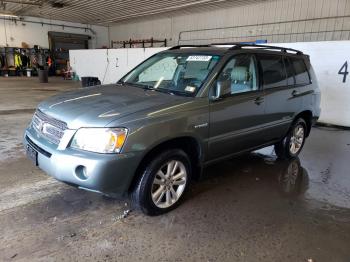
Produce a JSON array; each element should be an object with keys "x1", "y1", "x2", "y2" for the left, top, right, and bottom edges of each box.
[
  {"x1": 168, "y1": 44, "x2": 211, "y2": 50},
  {"x1": 211, "y1": 42, "x2": 303, "y2": 55},
  {"x1": 168, "y1": 43, "x2": 303, "y2": 55}
]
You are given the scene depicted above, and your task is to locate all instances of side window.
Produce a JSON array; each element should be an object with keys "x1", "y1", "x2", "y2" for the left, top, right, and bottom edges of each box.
[
  {"x1": 284, "y1": 57, "x2": 295, "y2": 86},
  {"x1": 291, "y1": 57, "x2": 311, "y2": 85},
  {"x1": 258, "y1": 54, "x2": 287, "y2": 89},
  {"x1": 217, "y1": 54, "x2": 258, "y2": 96}
]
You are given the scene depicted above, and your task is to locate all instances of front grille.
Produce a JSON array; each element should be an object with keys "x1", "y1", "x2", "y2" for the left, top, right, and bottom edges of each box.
[{"x1": 31, "y1": 109, "x2": 67, "y2": 144}]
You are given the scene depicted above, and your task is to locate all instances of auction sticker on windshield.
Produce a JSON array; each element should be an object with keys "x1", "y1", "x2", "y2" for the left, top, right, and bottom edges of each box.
[
  {"x1": 186, "y1": 55, "x2": 212, "y2": 62},
  {"x1": 185, "y1": 86, "x2": 196, "y2": 93}
]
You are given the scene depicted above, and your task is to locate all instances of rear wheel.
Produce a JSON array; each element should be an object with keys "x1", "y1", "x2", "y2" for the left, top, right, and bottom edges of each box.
[
  {"x1": 275, "y1": 118, "x2": 307, "y2": 159},
  {"x1": 131, "y1": 149, "x2": 191, "y2": 216}
]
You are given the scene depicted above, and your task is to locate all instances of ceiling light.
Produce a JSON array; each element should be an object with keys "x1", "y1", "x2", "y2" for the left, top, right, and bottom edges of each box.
[{"x1": 0, "y1": 13, "x2": 18, "y2": 18}]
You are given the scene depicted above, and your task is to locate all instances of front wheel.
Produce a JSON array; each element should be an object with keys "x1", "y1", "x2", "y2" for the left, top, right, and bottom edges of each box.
[
  {"x1": 275, "y1": 118, "x2": 307, "y2": 159},
  {"x1": 131, "y1": 149, "x2": 191, "y2": 216}
]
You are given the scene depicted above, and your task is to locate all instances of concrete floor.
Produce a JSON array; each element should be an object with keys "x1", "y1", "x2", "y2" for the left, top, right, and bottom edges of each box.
[{"x1": 1, "y1": 77, "x2": 350, "y2": 262}]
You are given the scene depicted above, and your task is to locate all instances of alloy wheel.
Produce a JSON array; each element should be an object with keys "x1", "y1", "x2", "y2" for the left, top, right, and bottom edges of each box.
[
  {"x1": 151, "y1": 160, "x2": 187, "y2": 208},
  {"x1": 289, "y1": 124, "x2": 305, "y2": 155}
]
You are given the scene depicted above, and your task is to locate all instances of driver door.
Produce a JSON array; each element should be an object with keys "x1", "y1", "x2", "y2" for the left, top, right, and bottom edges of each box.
[{"x1": 208, "y1": 53, "x2": 267, "y2": 160}]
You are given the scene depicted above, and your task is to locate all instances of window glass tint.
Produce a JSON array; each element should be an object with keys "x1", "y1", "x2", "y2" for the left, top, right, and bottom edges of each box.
[
  {"x1": 217, "y1": 54, "x2": 258, "y2": 96},
  {"x1": 258, "y1": 55, "x2": 287, "y2": 89},
  {"x1": 291, "y1": 57, "x2": 311, "y2": 85},
  {"x1": 284, "y1": 57, "x2": 295, "y2": 86}
]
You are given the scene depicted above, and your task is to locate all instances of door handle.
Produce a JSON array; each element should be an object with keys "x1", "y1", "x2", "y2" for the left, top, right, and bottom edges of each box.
[
  {"x1": 254, "y1": 97, "x2": 264, "y2": 105},
  {"x1": 292, "y1": 90, "x2": 299, "y2": 97}
]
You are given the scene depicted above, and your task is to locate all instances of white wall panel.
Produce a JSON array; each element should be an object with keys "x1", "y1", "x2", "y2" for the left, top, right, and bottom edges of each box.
[
  {"x1": 104, "y1": 49, "x2": 129, "y2": 84},
  {"x1": 69, "y1": 49, "x2": 108, "y2": 82},
  {"x1": 69, "y1": 48, "x2": 165, "y2": 85}
]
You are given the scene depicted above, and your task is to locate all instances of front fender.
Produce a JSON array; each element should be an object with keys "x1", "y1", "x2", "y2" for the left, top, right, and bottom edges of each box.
[{"x1": 118, "y1": 98, "x2": 210, "y2": 160}]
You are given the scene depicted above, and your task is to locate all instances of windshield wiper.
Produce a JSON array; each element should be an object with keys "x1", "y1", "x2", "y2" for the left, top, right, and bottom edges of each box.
[
  {"x1": 153, "y1": 88, "x2": 195, "y2": 97},
  {"x1": 123, "y1": 82, "x2": 192, "y2": 96},
  {"x1": 131, "y1": 84, "x2": 174, "y2": 95},
  {"x1": 141, "y1": 85, "x2": 155, "y2": 90},
  {"x1": 152, "y1": 88, "x2": 174, "y2": 95},
  {"x1": 170, "y1": 90, "x2": 194, "y2": 97},
  {"x1": 123, "y1": 82, "x2": 151, "y2": 89}
]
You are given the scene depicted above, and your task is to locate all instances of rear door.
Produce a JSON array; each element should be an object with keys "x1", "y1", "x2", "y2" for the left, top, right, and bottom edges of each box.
[
  {"x1": 256, "y1": 54, "x2": 302, "y2": 142},
  {"x1": 208, "y1": 53, "x2": 267, "y2": 160}
]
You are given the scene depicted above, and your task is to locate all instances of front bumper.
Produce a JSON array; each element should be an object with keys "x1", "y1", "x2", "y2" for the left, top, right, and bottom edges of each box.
[{"x1": 23, "y1": 127, "x2": 143, "y2": 197}]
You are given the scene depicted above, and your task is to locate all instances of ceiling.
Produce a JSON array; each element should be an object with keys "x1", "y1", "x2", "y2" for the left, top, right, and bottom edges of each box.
[{"x1": 1, "y1": 0, "x2": 266, "y2": 26}]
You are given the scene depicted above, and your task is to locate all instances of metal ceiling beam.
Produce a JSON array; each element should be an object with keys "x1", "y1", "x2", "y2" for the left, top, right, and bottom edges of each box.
[{"x1": 0, "y1": 16, "x2": 95, "y2": 34}]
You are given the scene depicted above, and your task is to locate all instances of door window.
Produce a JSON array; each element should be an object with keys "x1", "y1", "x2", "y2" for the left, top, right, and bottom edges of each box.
[
  {"x1": 217, "y1": 54, "x2": 258, "y2": 96},
  {"x1": 258, "y1": 54, "x2": 287, "y2": 89}
]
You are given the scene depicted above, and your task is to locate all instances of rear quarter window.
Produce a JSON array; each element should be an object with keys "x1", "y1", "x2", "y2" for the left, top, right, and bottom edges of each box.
[{"x1": 291, "y1": 57, "x2": 311, "y2": 85}]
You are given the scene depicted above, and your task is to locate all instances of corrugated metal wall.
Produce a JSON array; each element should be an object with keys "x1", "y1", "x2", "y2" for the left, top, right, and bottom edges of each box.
[{"x1": 109, "y1": 0, "x2": 350, "y2": 45}]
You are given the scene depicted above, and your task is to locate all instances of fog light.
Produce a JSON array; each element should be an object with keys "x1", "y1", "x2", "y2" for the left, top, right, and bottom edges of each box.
[{"x1": 75, "y1": 165, "x2": 88, "y2": 180}]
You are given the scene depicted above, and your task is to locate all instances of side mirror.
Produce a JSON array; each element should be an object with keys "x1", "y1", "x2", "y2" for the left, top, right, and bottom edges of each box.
[{"x1": 211, "y1": 80, "x2": 231, "y2": 100}]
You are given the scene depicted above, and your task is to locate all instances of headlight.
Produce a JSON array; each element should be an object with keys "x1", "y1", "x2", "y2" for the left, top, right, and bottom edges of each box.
[{"x1": 70, "y1": 128, "x2": 128, "y2": 153}]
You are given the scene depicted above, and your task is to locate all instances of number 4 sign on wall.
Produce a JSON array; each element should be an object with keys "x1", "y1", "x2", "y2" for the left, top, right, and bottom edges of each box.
[{"x1": 339, "y1": 61, "x2": 349, "y2": 83}]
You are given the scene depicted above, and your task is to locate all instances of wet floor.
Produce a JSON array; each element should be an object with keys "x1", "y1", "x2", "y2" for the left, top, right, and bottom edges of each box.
[{"x1": 1, "y1": 78, "x2": 350, "y2": 261}]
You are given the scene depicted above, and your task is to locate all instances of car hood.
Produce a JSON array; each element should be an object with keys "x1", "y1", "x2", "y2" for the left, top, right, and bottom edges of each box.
[{"x1": 38, "y1": 84, "x2": 189, "y2": 129}]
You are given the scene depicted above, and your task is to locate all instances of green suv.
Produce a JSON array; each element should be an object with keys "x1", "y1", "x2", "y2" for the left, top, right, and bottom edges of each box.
[{"x1": 24, "y1": 43, "x2": 321, "y2": 215}]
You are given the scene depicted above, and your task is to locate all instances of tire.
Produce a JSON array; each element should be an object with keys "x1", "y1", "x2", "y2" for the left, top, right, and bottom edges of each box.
[
  {"x1": 131, "y1": 149, "x2": 191, "y2": 216},
  {"x1": 274, "y1": 118, "x2": 307, "y2": 159}
]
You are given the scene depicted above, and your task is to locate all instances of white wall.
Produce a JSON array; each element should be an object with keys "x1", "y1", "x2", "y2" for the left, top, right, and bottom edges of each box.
[
  {"x1": 0, "y1": 16, "x2": 109, "y2": 49},
  {"x1": 109, "y1": 0, "x2": 350, "y2": 45},
  {"x1": 69, "y1": 48, "x2": 165, "y2": 84}
]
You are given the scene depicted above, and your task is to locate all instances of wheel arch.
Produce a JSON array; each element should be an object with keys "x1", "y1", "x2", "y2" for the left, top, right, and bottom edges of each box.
[
  {"x1": 294, "y1": 110, "x2": 313, "y2": 137},
  {"x1": 128, "y1": 136, "x2": 203, "y2": 193}
]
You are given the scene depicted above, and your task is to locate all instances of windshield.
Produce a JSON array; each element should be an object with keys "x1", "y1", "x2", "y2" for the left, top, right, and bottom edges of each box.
[{"x1": 120, "y1": 53, "x2": 221, "y2": 96}]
